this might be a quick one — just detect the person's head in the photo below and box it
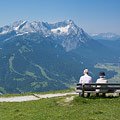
[99,72,105,78]
[84,69,89,75]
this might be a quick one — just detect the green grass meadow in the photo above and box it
[0,95,120,120]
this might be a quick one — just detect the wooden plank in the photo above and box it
[77,83,120,85]
[76,90,120,93]
[76,90,98,93]
[76,87,120,90]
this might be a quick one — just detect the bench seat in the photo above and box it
[76,83,120,97]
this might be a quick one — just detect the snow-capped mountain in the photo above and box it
[0,20,51,36]
[0,20,83,36]
[90,32,120,40]
[0,20,92,51]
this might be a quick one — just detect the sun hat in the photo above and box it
[99,72,105,77]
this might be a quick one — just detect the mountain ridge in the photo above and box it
[90,32,120,40]
[0,20,92,51]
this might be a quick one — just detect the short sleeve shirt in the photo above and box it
[79,74,92,83]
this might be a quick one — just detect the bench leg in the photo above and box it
[96,93,99,97]
[79,93,83,97]
[79,93,85,97]
[82,93,85,97]
[86,93,90,97]
[102,93,106,97]
[82,84,85,97]
[79,93,81,96]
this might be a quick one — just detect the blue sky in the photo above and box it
[0,0,120,34]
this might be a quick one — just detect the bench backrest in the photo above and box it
[76,83,120,91]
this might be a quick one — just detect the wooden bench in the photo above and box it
[76,83,120,97]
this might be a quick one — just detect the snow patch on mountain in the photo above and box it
[51,25,70,34]
[0,30,8,35]
[14,21,27,31]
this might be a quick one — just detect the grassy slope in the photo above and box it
[0,91,120,120]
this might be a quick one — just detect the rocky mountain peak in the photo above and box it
[0,20,92,51]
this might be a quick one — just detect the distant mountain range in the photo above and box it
[0,20,118,94]
[90,32,120,40]
[0,20,92,51]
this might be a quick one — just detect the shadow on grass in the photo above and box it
[71,95,120,105]
[89,95,120,99]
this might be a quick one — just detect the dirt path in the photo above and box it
[0,92,77,102]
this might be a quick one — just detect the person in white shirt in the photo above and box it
[79,69,92,84]
[79,69,92,97]
[96,72,108,96]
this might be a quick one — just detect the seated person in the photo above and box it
[79,69,92,97]
[79,69,92,84]
[96,72,108,96]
